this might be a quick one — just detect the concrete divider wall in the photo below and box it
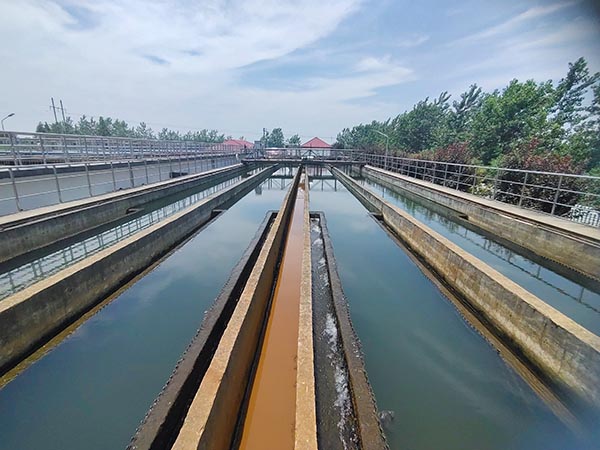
[362,166,600,281]
[0,163,251,263]
[333,167,600,408]
[127,212,276,450]
[295,174,318,450]
[0,167,276,375]
[172,169,303,450]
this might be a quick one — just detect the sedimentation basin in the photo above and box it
[0,164,598,450]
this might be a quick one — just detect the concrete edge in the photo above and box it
[362,165,600,280]
[0,167,277,375]
[171,169,302,450]
[127,211,277,450]
[332,166,600,408]
[317,211,389,450]
[0,163,249,263]
[294,171,318,450]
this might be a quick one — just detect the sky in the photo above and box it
[0,0,599,142]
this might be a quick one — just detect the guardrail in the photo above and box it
[243,147,363,161]
[363,153,600,227]
[0,156,237,216]
[0,131,246,165]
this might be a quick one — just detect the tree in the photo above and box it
[268,128,285,147]
[96,117,113,136]
[135,122,154,139]
[469,79,555,164]
[287,134,301,147]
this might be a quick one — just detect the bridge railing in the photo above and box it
[0,154,239,216]
[0,131,246,166]
[243,147,364,161]
[364,153,600,227]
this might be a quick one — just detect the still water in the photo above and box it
[360,177,600,336]
[310,179,585,450]
[0,175,289,450]
[0,172,255,300]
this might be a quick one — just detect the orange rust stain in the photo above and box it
[239,181,306,450]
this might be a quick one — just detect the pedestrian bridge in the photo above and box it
[0,131,599,450]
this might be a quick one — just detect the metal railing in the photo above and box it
[244,147,363,161]
[0,155,237,216]
[0,130,247,165]
[363,153,600,227]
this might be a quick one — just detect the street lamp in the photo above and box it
[1,112,15,131]
[373,129,390,170]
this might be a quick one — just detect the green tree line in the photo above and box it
[335,58,600,176]
[36,116,227,143]
[260,127,302,147]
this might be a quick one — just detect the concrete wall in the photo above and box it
[333,167,600,408]
[362,166,600,281]
[0,167,276,375]
[0,163,251,263]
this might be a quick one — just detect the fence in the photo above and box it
[0,155,238,216]
[363,153,600,227]
[0,131,245,165]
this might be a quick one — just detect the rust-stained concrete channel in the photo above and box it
[129,167,386,449]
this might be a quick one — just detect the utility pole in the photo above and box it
[51,97,59,125]
[50,98,68,132]
[59,100,67,122]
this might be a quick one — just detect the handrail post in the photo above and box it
[518,172,529,207]
[62,135,70,163]
[53,165,63,203]
[39,135,47,165]
[128,160,134,187]
[85,163,93,197]
[8,167,22,211]
[551,175,563,216]
[110,161,117,190]
[144,158,149,184]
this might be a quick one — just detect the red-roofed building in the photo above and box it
[223,139,254,150]
[301,137,332,148]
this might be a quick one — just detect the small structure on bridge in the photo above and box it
[301,137,331,148]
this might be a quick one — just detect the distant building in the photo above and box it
[223,139,254,150]
[301,137,332,148]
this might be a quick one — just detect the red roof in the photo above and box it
[301,137,331,148]
[223,139,253,148]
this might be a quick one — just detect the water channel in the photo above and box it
[309,176,587,450]
[0,172,290,450]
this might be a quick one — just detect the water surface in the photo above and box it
[310,179,582,450]
[0,175,288,450]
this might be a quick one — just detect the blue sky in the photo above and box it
[0,0,599,142]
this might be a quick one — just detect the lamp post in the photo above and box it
[373,129,389,170]
[1,112,15,131]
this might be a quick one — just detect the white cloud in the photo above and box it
[0,0,371,137]
[452,1,576,45]
[396,34,429,48]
